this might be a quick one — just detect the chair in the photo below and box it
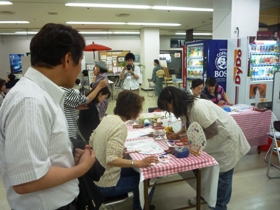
[265,120,280,179]
[148,107,161,113]
[113,77,124,99]
[147,79,156,97]
[100,192,133,210]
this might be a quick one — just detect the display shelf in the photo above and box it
[186,76,203,80]
[250,63,280,67]
[251,52,280,55]
[188,56,203,59]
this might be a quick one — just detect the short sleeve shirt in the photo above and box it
[0,67,79,210]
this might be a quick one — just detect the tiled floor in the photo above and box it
[1,89,280,210]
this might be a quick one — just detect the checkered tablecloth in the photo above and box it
[231,110,271,147]
[126,137,218,180]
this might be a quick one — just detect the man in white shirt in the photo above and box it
[120,52,141,94]
[0,23,95,210]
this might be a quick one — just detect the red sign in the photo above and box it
[233,49,243,85]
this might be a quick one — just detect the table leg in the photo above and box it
[196,169,201,210]
[110,84,114,100]
[257,146,261,154]
[144,180,149,210]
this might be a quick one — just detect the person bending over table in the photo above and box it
[90,90,158,210]
[157,86,250,210]
[203,77,231,105]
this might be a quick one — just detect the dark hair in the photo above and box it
[205,77,218,99]
[157,86,196,119]
[125,52,135,61]
[191,79,204,89]
[8,73,16,81]
[114,90,144,120]
[0,78,6,89]
[75,78,80,85]
[82,70,88,76]
[154,59,160,65]
[30,23,85,68]
[92,86,111,104]
[205,77,217,87]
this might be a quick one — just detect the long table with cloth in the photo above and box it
[228,109,272,153]
[125,123,219,210]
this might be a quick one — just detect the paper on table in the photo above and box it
[126,128,153,139]
[125,139,164,154]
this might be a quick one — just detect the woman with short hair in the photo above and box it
[90,90,158,210]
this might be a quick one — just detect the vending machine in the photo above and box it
[227,36,280,105]
[184,40,228,90]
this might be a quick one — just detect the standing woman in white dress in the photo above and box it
[0,78,6,106]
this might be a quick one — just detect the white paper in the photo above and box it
[125,139,164,154]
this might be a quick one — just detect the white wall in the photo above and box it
[0,34,183,80]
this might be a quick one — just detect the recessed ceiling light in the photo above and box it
[127,22,181,26]
[115,13,130,17]
[48,12,58,15]
[65,3,150,9]
[0,11,15,15]
[0,21,30,24]
[152,6,213,12]
[66,21,125,25]
[0,1,13,5]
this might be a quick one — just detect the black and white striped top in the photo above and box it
[62,88,88,139]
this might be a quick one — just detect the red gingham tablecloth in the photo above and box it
[126,137,218,180]
[231,110,271,147]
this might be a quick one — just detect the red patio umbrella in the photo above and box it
[84,42,112,64]
[84,42,112,52]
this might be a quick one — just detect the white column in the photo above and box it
[140,28,160,90]
[213,0,260,39]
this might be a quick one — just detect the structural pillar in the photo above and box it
[213,0,260,39]
[140,28,160,90]
[213,0,260,103]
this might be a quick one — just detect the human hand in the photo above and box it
[76,104,88,110]
[140,156,159,167]
[76,145,95,173]
[166,132,179,140]
[98,79,108,88]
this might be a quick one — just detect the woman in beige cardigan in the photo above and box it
[90,90,158,210]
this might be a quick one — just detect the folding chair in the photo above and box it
[147,79,155,97]
[113,77,124,99]
[265,120,280,179]
[100,192,133,210]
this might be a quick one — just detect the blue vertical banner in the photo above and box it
[9,54,24,74]
[206,40,228,91]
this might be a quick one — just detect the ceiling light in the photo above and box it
[66,21,125,25]
[79,32,113,34]
[128,22,181,26]
[113,32,140,34]
[175,32,212,36]
[15,31,37,34]
[0,21,29,24]
[152,6,213,12]
[0,1,13,5]
[65,3,150,9]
